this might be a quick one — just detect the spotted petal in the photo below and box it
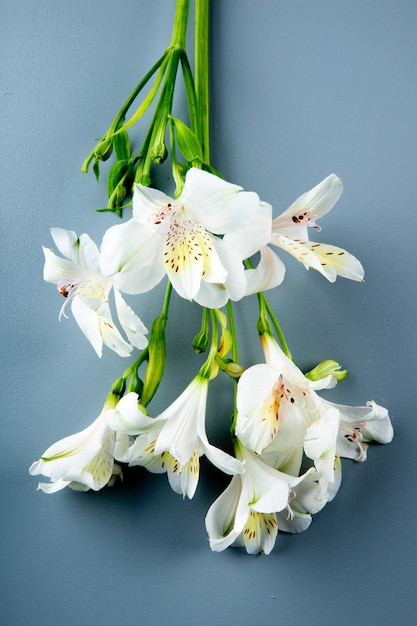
[163,218,227,301]
[71,297,132,358]
[114,289,148,350]
[272,174,343,233]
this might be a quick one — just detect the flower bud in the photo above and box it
[94,138,113,161]
[193,328,209,353]
[215,355,245,379]
[140,315,167,406]
[305,359,348,382]
[150,141,168,165]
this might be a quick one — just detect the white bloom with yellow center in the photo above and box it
[107,378,243,499]
[99,168,276,308]
[29,401,121,493]
[44,228,148,357]
[270,174,364,282]
[205,441,316,555]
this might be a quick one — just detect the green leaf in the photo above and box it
[107,160,129,197]
[113,130,131,160]
[170,116,203,163]
[93,159,100,181]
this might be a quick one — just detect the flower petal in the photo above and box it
[50,228,100,272]
[270,233,337,281]
[154,378,207,464]
[107,392,154,434]
[272,174,343,230]
[236,364,282,453]
[164,219,226,301]
[205,475,245,551]
[277,508,312,534]
[242,511,278,554]
[245,246,286,295]
[238,445,290,514]
[193,238,247,308]
[299,240,364,282]
[100,219,165,294]
[181,168,244,233]
[132,184,178,224]
[223,200,273,260]
[199,436,244,475]
[114,289,148,350]
[71,297,133,358]
[166,447,200,499]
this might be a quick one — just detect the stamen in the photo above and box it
[340,421,367,461]
[286,489,296,520]
[150,202,175,226]
[57,280,77,319]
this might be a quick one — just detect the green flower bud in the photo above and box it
[93,137,113,161]
[140,315,167,407]
[150,141,168,165]
[193,328,209,353]
[215,355,245,379]
[305,359,348,382]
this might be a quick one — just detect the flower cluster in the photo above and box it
[31,168,393,554]
[30,0,393,555]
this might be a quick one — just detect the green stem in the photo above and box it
[258,292,292,360]
[226,300,238,365]
[199,309,219,379]
[161,280,173,320]
[180,52,199,136]
[226,300,239,434]
[195,0,210,162]
[243,258,292,359]
[170,0,190,48]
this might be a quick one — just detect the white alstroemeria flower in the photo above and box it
[99,168,273,308]
[304,400,393,483]
[205,441,315,555]
[235,333,335,455]
[270,174,364,282]
[29,399,122,493]
[277,467,331,534]
[107,378,243,499]
[44,228,148,357]
[236,333,392,490]
[328,399,393,462]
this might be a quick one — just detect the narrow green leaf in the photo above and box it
[170,116,203,163]
[113,130,131,160]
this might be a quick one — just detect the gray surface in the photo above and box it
[1,1,416,624]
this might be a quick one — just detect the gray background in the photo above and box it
[2,1,416,624]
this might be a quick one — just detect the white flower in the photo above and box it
[236,334,393,491]
[327,399,393,462]
[205,440,315,554]
[235,333,335,456]
[44,227,148,357]
[107,378,243,499]
[99,168,274,308]
[270,174,364,282]
[29,400,122,493]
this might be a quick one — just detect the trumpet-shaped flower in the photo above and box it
[205,441,317,554]
[99,168,274,308]
[270,174,364,282]
[29,400,122,493]
[107,378,243,499]
[44,228,148,357]
[236,333,393,492]
[235,333,335,455]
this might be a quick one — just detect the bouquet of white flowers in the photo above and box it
[29,0,393,555]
